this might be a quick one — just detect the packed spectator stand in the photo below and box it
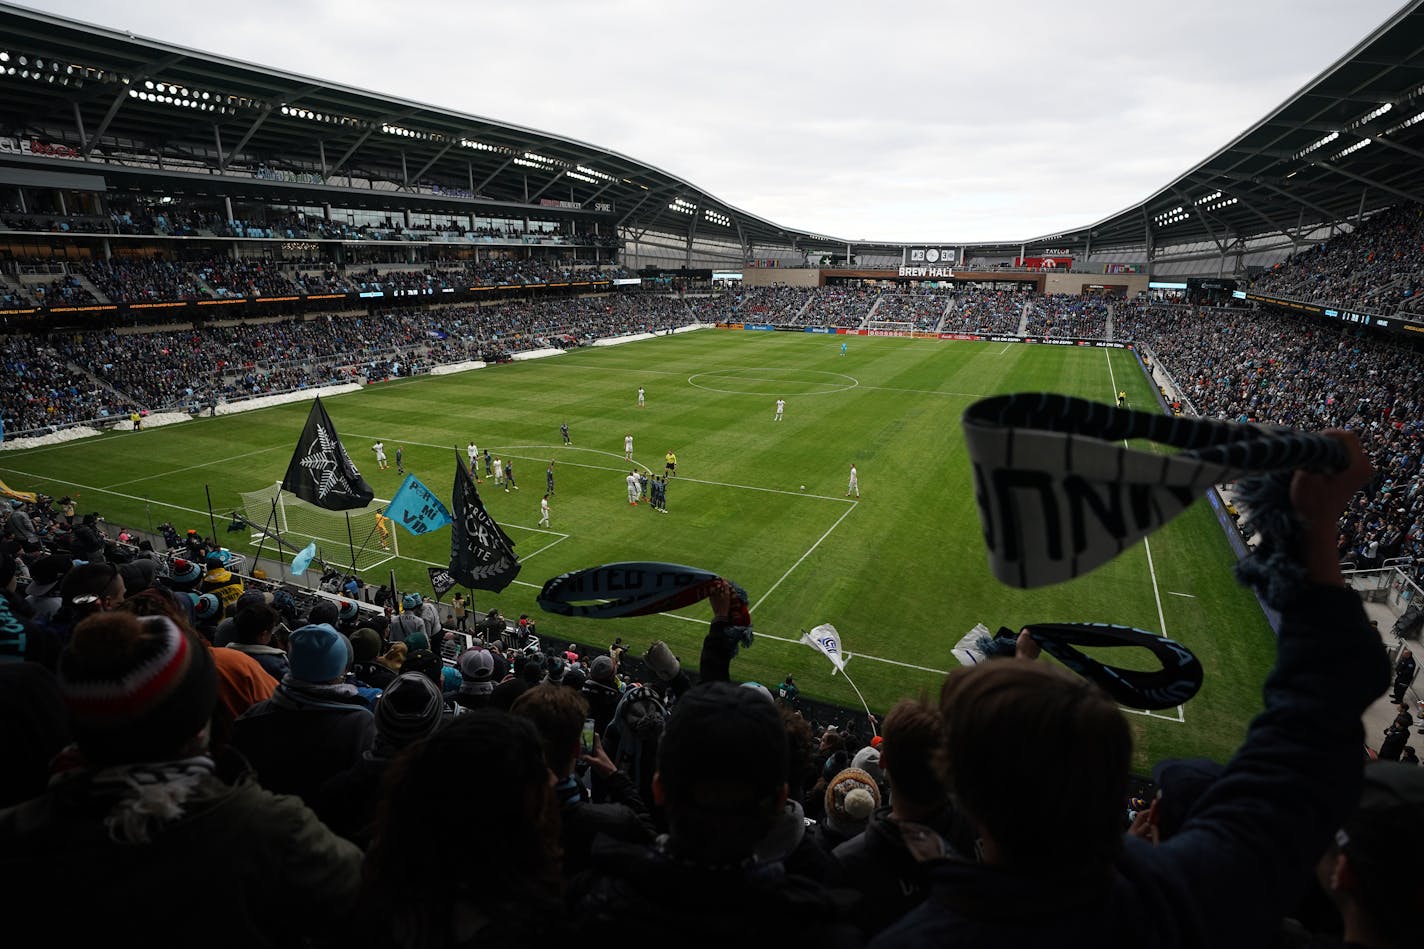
[941,286,1028,335]
[1022,293,1109,338]
[873,291,950,331]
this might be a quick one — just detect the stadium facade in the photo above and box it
[0,0,1422,312]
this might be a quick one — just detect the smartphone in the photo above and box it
[581,718,596,754]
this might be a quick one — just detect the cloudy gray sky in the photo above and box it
[21,0,1412,242]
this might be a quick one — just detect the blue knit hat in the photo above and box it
[404,630,430,652]
[402,592,422,610]
[287,623,353,682]
[169,559,201,585]
[338,599,359,622]
[193,593,222,623]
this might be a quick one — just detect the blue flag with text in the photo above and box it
[385,473,454,536]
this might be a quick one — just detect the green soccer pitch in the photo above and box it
[0,329,1278,769]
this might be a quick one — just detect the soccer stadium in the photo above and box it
[1,0,1422,943]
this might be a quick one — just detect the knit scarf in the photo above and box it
[271,676,365,712]
[50,749,217,844]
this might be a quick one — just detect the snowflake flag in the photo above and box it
[280,396,374,511]
[448,454,520,593]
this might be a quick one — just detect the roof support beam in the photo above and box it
[406,140,455,188]
[326,127,375,178]
[224,110,270,168]
[476,157,512,194]
[1310,161,1424,206]
[83,52,187,156]
[525,169,565,203]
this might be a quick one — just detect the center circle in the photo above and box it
[686,367,859,396]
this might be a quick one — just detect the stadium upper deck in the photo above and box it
[1,1,1424,278]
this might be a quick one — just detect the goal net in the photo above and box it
[865,320,915,337]
[239,482,397,574]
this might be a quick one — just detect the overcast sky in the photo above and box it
[20,0,1412,243]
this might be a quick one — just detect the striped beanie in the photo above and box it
[338,599,359,623]
[375,672,444,750]
[58,613,217,764]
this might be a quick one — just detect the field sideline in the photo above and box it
[0,330,1277,768]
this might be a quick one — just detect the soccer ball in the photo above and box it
[800,484,806,491]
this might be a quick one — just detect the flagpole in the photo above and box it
[838,665,877,737]
[204,484,220,548]
[344,512,358,579]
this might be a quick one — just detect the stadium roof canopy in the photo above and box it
[1023,0,1424,256]
[1,0,1423,258]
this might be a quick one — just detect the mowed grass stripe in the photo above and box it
[0,332,1276,767]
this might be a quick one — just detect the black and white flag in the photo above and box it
[449,455,520,593]
[427,567,458,599]
[280,396,374,511]
[962,393,1346,589]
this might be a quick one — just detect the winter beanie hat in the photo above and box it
[58,613,218,765]
[590,655,616,685]
[824,767,881,837]
[287,623,354,683]
[193,593,222,623]
[350,627,383,663]
[374,672,444,749]
[169,559,202,586]
[338,599,359,623]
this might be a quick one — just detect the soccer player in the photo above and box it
[665,449,677,478]
[626,470,640,505]
[546,461,555,497]
[493,456,504,487]
[847,463,860,498]
[506,459,518,492]
[1117,390,1127,407]
[638,469,649,501]
[372,441,388,470]
[841,341,847,356]
[468,441,478,468]
[395,445,404,475]
[561,422,571,446]
[375,511,392,550]
[656,474,669,514]
[539,494,551,527]
[625,433,634,461]
[637,386,646,408]
[774,398,785,422]
[484,448,493,479]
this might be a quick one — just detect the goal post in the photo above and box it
[239,482,397,574]
[865,319,915,337]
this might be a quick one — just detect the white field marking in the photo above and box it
[102,445,285,489]
[656,611,952,675]
[687,368,859,396]
[751,501,859,613]
[1169,591,1197,598]
[349,435,855,504]
[1105,347,1182,724]
[993,344,1013,355]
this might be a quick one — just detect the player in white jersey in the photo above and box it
[539,495,551,527]
[637,386,645,408]
[372,441,388,470]
[624,433,634,460]
[626,471,641,505]
[468,441,478,468]
[847,463,860,498]
[774,398,785,421]
[493,457,504,486]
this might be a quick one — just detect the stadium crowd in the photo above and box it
[874,291,950,331]
[689,285,812,323]
[1119,300,1424,580]
[0,423,1412,947]
[793,287,879,328]
[1023,293,1110,338]
[1,295,697,435]
[942,286,1027,335]
[1250,203,1424,316]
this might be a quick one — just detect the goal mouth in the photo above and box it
[239,483,397,574]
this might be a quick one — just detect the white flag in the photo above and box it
[802,623,846,674]
[951,623,995,667]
